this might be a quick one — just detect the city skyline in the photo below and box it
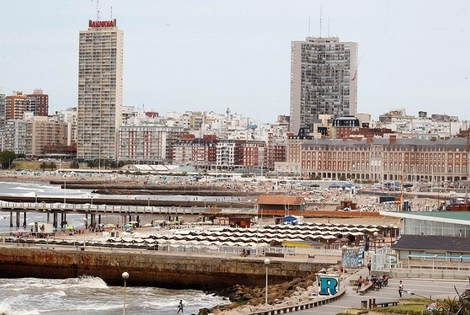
[1,0,470,123]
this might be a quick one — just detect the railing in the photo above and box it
[0,201,253,215]
[248,289,346,315]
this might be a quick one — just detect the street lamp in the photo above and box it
[91,196,94,206]
[35,193,38,210]
[373,231,379,253]
[147,197,150,208]
[122,272,129,315]
[341,244,348,289]
[264,258,270,307]
[2,215,6,244]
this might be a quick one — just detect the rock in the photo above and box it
[202,273,323,314]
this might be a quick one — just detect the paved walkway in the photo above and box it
[295,266,470,314]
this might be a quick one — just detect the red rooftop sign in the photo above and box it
[89,20,116,28]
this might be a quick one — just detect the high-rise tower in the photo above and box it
[289,37,358,134]
[77,19,123,161]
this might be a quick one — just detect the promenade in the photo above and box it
[296,266,470,315]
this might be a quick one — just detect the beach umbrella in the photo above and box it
[66,225,74,230]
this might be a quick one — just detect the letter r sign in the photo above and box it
[318,277,338,295]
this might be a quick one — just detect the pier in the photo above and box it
[0,200,256,229]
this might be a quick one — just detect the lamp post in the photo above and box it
[147,197,150,208]
[389,224,395,246]
[91,195,94,207]
[373,231,378,253]
[35,193,38,210]
[63,178,67,207]
[122,272,129,315]
[341,244,348,289]
[264,258,270,307]
[2,215,6,244]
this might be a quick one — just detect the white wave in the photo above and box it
[51,290,66,297]
[11,310,40,315]
[0,302,12,315]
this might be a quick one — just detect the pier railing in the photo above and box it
[0,201,257,216]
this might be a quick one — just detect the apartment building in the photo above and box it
[286,135,469,182]
[27,89,49,116]
[77,19,123,161]
[117,125,185,164]
[26,116,68,157]
[3,120,27,155]
[5,91,45,120]
[173,135,217,168]
[216,140,244,170]
[290,37,358,134]
[241,141,266,168]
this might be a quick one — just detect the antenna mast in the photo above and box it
[319,5,322,37]
[111,6,113,19]
[96,0,100,20]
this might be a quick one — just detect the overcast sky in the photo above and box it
[1,0,470,123]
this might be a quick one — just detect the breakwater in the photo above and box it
[0,245,331,290]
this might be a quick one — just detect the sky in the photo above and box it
[1,0,470,123]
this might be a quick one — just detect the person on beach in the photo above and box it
[398,280,404,297]
[177,300,184,314]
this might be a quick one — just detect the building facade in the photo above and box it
[77,19,123,161]
[26,116,68,157]
[290,37,358,134]
[117,125,185,164]
[27,89,49,116]
[286,136,469,182]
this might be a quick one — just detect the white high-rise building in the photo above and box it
[290,37,358,134]
[77,19,123,161]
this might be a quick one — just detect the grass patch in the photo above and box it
[10,161,43,171]
[343,298,429,315]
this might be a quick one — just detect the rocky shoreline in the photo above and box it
[199,275,318,315]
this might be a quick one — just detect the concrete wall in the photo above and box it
[0,246,332,290]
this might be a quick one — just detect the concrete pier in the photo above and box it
[0,245,331,290]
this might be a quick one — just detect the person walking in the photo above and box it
[177,300,184,314]
[367,262,371,275]
[398,280,404,298]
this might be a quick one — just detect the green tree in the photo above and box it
[87,160,98,168]
[70,160,80,169]
[0,150,16,169]
[40,162,48,171]
[48,162,57,170]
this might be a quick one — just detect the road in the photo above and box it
[296,268,470,315]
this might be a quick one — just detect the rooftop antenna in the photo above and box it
[96,0,100,20]
[319,5,322,38]
[110,6,113,19]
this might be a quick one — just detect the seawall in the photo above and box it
[0,245,332,290]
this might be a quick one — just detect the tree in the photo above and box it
[70,160,80,169]
[0,150,16,169]
[48,162,57,170]
[40,162,48,171]
[87,160,98,169]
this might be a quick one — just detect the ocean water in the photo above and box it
[0,276,228,315]
[0,180,229,315]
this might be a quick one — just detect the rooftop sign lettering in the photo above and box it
[88,20,116,28]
